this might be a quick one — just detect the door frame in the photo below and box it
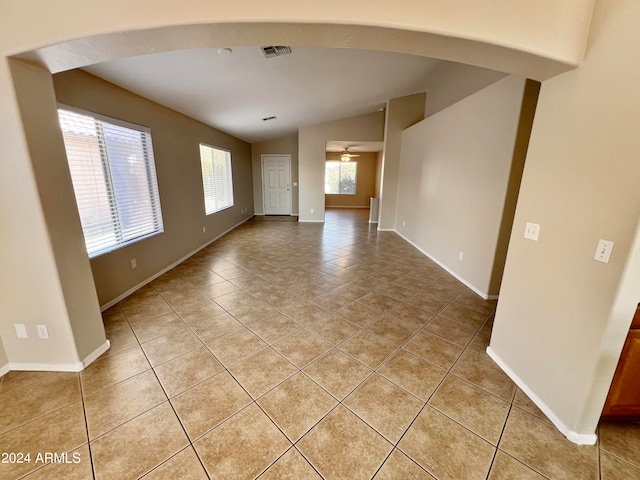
[261,154,292,215]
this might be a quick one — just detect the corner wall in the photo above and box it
[489,0,640,442]
[53,70,254,306]
[395,76,532,298]
[298,112,384,222]
[251,133,299,215]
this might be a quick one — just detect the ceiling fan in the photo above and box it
[340,148,360,162]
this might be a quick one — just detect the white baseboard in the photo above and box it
[82,340,111,368]
[0,363,9,377]
[299,220,325,223]
[369,220,378,224]
[100,216,252,311]
[394,230,494,300]
[9,361,85,372]
[486,347,597,446]
[377,227,395,232]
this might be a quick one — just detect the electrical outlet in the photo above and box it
[311,208,314,214]
[15,324,27,339]
[459,251,464,261]
[594,239,614,263]
[524,222,540,241]
[36,324,49,339]
[202,226,206,234]
[131,258,137,269]
[403,221,406,227]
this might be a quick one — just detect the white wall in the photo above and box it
[489,0,640,443]
[298,112,384,222]
[395,76,530,298]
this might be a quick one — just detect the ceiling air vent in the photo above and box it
[261,46,292,59]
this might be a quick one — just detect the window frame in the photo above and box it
[57,105,164,258]
[199,142,235,215]
[324,160,358,195]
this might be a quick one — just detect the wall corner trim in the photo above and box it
[82,339,111,369]
[486,346,598,446]
[0,363,9,377]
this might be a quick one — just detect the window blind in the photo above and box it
[58,108,164,258]
[200,144,234,215]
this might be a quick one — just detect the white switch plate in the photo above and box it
[36,324,49,339]
[595,239,614,263]
[131,258,137,269]
[459,251,464,261]
[524,222,540,241]
[15,323,27,339]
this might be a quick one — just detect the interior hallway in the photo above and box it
[0,208,638,479]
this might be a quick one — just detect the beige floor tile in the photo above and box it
[357,292,399,312]
[312,291,352,311]
[281,302,330,325]
[344,374,424,443]
[160,286,211,308]
[0,402,87,479]
[259,373,336,442]
[229,301,278,323]
[188,312,244,343]
[388,304,435,327]
[377,349,447,401]
[198,280,242,299]
[405,291,450,315]
[102,308,128,333]
[452,290,496,315]
[141,327,202,366]
[214,290,258,310]
[194,403,290,480]
[154,346,224,397]
[404,330,464,370]
[367,316,421,346]
[600,451,640,480]
[428,374,510,445]
[337,302,384,327]
[599,418,640,469]
[171,371,251,440]
[399,406,495,480]
[451,347,516,401]
[297,405,393,480]
[261,288,304,309]
[122,297,173,324]
[309,313,359,345]
[439,303,488,328]
[0,372,80,435]
[80,346,150,397]
[172,299,226,324]
[374,284,415,302]
[273,329,333,368]
[229,348,297,399]
[499,408,599,480]
[141,446,208,479]
[488,451,547,479]
[512,388,551,423]
[0,370,56,395]
[104,324,138,356]
[248,312,303,344]
[339,330,398,368]
[334,282,372,301]
[374,449,435,479]
[260,448,322,479]
[91,402,189,480]
[84,370,166,440]
[205,327,268,367]
[22,445,91,480]
[424,315,478,347]
[130,312,186,343]
[304,349,372,400]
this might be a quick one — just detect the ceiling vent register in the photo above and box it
[261,46,292,59]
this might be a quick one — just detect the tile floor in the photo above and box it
[1,208,640,479]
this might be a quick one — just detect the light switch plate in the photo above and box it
[595,239,614,263]
[524,222,540,241]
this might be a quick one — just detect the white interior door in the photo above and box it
[262,155,291,215]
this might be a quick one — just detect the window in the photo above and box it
[199,144,234,214]
[58,107,164,258]
[325,161,357,194]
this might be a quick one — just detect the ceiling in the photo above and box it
[83,46,445,144]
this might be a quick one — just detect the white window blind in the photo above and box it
[58,107,164,258]
[200,144,234,215]
[325,161,357,194]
